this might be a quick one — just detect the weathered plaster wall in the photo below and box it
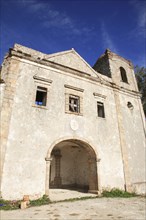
[60,145,89,187]
[1,56,125,200]
[109,55,146,194]
[0,58,21,189]
[0,83,5,109]
[119,93,146,194]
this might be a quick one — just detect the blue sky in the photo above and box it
[0,0,146,67]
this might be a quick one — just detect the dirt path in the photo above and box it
[1,197,145,220]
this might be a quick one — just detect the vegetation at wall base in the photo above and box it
[101,188,137,198]
[0,195,51,210]
[0,195,98,210]
[0,190,139,211]
[55,196,98,203]
[29,195,51,206]
[0,199,21,210]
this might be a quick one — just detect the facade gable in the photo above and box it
[12,44,100,78]
[46,49,98,77]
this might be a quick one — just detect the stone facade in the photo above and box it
[0,44,145,200]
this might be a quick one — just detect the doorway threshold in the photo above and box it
[49,189,97,202]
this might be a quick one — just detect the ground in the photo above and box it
[1,189,146,220]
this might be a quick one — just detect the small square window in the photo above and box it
[35,86,47,106]
[69,95,80,113]
[97,102,105,118]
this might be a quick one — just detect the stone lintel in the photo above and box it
[93,92,106,99]
[64,84,84,92]
[33,75,53,84]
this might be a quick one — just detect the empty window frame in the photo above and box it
[97,102,105,118]
[120,67,128,83]
[69,95,80,113]
[35,86,47,106]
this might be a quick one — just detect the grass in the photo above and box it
[0,195,51,210]
[101,188,137,198]
[54,195,98,203]
[0,195,98,210]
[29,195,51,206]
[0,199,21,210]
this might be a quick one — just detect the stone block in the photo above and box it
[20,201,27,209]
[23,195,29,202]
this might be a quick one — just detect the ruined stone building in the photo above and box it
[0,44,145,200]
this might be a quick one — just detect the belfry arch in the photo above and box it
[45,138,100,195]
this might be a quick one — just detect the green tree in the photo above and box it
[135,65,146,116]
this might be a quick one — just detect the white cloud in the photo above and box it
[129,0,146,37]
[28,2,46,12]
[19,0,93,37]
[101,22,118,53]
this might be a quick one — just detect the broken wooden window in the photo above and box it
[35,86,47,106]
[69,95,80,113]
[64,85,83,115]
[120,67,128,83]
[97,102,105,118]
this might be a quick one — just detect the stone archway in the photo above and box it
[45,139,100,195]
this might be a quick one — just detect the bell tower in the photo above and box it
[93,49,146,193]
[93,49,139,92]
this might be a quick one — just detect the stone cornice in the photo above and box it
[106,50,133,68]
[8,48,141,98]
[111,83,141,98]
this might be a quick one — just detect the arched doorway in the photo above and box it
[45,139,99,195]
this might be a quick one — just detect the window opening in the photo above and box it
[97,102,105,118]
[120,67,128,83]
[69,95,80,113]
[35,86,47,106]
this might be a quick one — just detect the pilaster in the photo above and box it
[45,157,52,195]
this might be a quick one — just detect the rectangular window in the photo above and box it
[97,102,105,118]
[69,95,80,113]
[35,86,47,106]
[65,85,83,115]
